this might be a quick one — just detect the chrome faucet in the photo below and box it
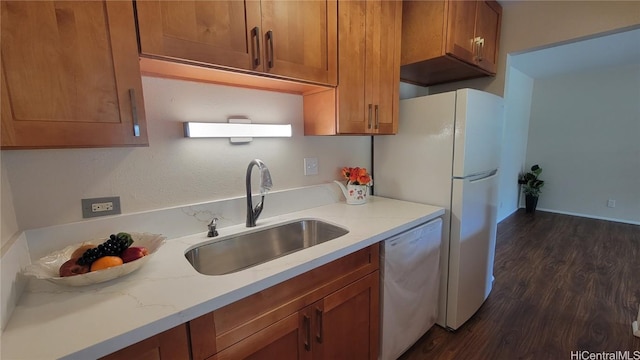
[246,159,272,227]
[207,218,219,237]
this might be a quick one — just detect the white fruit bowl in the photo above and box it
[23,232,166,287]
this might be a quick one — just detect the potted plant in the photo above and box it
[518,164,544,213]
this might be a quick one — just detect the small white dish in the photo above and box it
[23,232,166,287]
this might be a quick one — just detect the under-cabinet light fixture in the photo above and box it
[183,117,292,144]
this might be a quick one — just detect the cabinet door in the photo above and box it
[366,0,401,135]
[99,324,189,360]
[1,1,147,148]
[136,1,262,72]
[260,0,337,85]
[474,1,501,74]
[210,313,301,360]
[318,271,380,360]
[335,0,368,134]
[445,0,477,65]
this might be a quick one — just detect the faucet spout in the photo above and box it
[246,159,272,227]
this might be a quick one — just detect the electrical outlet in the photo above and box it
[607,199,616,208]
[304,157,319,176]
[82,196,121,218]
[92,202,114,212]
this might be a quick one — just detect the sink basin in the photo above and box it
[185,219,349,275]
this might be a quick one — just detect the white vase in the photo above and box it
[334,181,368,205]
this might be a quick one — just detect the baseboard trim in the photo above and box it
[518,206,640,226]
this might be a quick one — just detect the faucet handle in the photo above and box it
[207,218,219,237]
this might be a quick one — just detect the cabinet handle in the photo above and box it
[472,37,479,61]
[128,89,140,137]
[266,30,274,69]
[303,314,311,351]
[251,26,261,67]
[474,37,485,62]
[368,104,373,129]
[315,307,323,343]
[374,104,379,130]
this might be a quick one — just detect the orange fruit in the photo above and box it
[90,256,124,271]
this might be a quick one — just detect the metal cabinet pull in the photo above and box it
[472,37,480,61]
[266,30,274,69]
[128,89,140,137]
[474,37,485,62]
[315,308,323,343]
[368,104,373,129]
[374,104,379,130]
[303,314,311,351]
[251,27,261,67]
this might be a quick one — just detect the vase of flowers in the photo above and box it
[334,167,373,205]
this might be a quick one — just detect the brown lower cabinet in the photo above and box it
[212,272,379,360]
[102,244,380,360]
[99,324,190,360]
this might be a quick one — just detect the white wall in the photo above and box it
[0,160,19,251]
[3,1,639,235]
[497,65,534,222]
[526,63,640,224]
[0,77,371,233]
[399,82,429,100]
[423,1,640,221]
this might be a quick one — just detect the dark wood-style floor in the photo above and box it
[399,209,640,359]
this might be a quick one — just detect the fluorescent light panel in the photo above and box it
[184,122,292,138]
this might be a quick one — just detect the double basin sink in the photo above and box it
[185,219,349,275]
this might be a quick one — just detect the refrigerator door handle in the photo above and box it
[454,169,498,182]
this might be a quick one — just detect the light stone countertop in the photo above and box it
[1,196,444,360]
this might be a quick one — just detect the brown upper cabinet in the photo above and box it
[135,0,338,86]
[400,0,502,87]
[1,1,148,149]
[304,0,402,135]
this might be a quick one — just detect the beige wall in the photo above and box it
[428,0,640,96]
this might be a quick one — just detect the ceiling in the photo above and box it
[509,27,640,78]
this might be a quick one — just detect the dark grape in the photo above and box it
[76,233,134,266]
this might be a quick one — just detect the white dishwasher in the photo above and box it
[381,217,442,360]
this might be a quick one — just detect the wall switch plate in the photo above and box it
[82,196,121,218]
[304,157,318,176]
[607,199,616,208]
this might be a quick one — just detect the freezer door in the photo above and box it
[447,171,498,330]
[453,89,504,177]
[373,92,455,208]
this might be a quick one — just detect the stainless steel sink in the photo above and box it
[185,219,349,275]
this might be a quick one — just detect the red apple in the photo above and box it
[59,258,91,277]
[120,247,149,263]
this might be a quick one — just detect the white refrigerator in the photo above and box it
[374,88,503,330]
